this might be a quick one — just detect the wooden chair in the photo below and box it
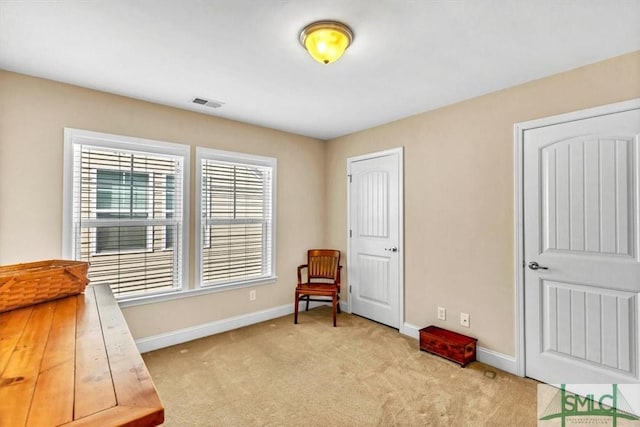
[294,249,342,327]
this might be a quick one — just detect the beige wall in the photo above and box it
[2,51,639,353]
[0,71,325,339]
[325,51,640,356]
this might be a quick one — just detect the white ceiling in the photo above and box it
[1,1,639,140]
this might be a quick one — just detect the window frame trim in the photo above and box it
[164,174,176,250]
[195,146,277,290]
[62,128,190,301]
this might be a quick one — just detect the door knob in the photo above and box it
[528,261,548,270]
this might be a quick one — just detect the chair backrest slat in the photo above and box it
[307,249,340,281]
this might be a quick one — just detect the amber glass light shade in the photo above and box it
[299,21,353,64]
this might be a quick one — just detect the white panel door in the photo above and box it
[349,149,402,328]
[524,108,640,384]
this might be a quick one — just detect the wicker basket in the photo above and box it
[0,260,89,313]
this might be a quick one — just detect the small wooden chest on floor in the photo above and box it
[419,325,477,367]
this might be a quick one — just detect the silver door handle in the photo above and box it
[385,247,398,252]
[528,261,548,270]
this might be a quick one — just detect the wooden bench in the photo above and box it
[0,284,163,426]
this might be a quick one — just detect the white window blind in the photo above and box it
[64,129,188,299]
[197,148,276,287]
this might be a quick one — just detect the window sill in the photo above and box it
[117,276,278,308]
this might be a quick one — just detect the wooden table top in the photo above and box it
[0,284,164,427]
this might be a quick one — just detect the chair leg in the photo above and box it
[294,291,299,324]
[332,294,337,327]
[337,295,341,313]
[305,295,310,311]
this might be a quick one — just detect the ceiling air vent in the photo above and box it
[192,97,224,108]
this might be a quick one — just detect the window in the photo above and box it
[196,148,276,288]
[96,169,150,253]
[63,129,189,300]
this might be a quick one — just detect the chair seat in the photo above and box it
[296,283,338,296]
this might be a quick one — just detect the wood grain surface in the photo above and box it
[0,284,163,427]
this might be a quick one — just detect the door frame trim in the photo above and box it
[513,98,640,377]
[346,147,405,331]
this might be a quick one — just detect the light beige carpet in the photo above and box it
[142,307,538,426]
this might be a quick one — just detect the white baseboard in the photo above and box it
[476,346,517,375]
[401,322,518,376]
[136,300,346,353]
[401,322,422,339]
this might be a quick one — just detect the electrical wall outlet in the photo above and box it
[460,312,470,327]
[437,306,446,321]
[249,290,256,301]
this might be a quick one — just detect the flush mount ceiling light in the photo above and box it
[299,20,354,65]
